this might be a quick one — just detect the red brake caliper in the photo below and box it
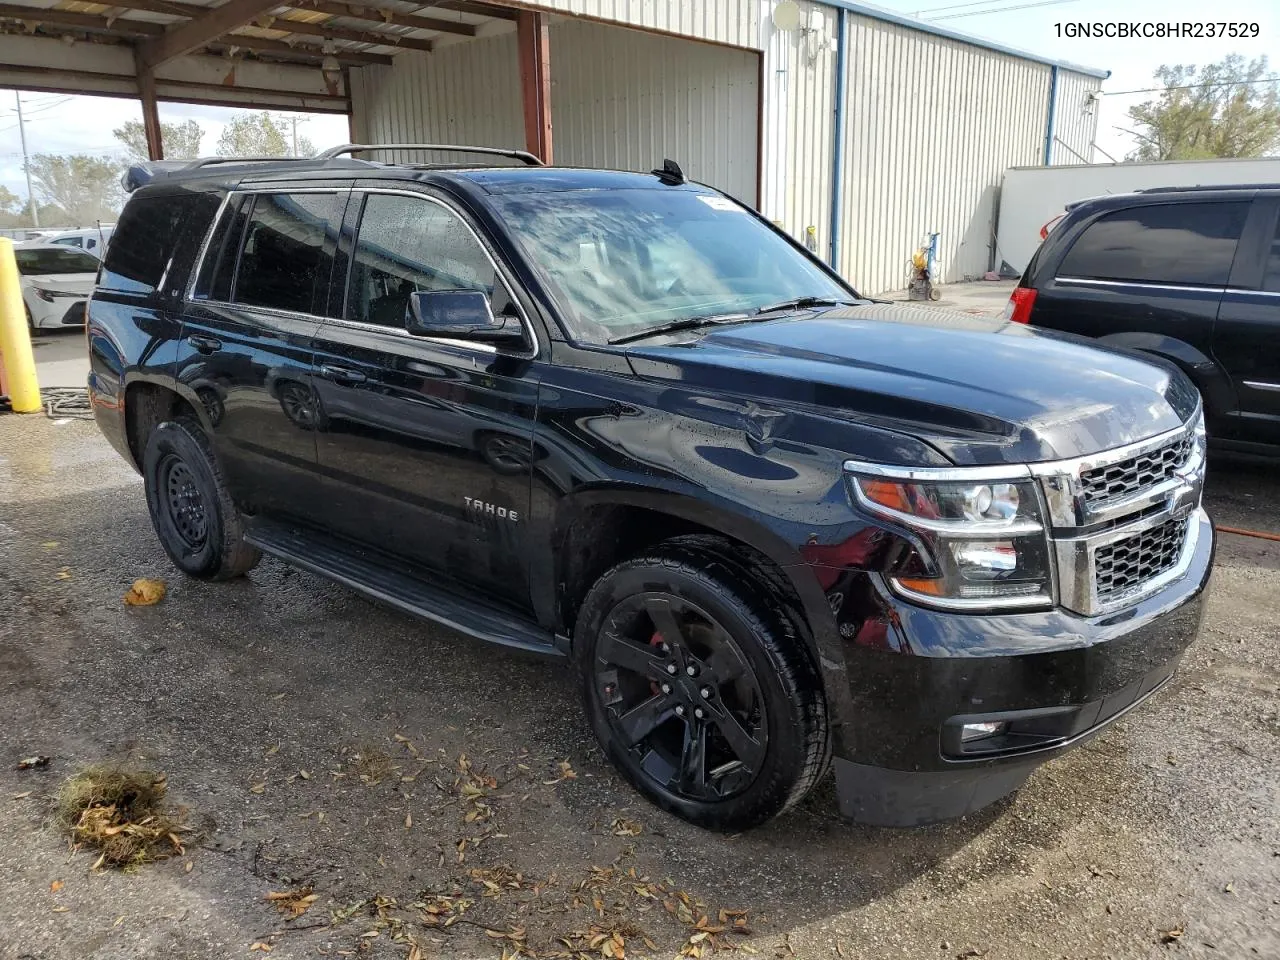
[649,630,665,696]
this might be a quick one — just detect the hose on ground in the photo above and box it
[41,386,93,420]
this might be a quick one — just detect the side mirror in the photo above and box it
[406,290,524,346]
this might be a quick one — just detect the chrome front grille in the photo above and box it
[1093,517,1189,602]
[1037,406,1207,616]
[1079,434,1193,505]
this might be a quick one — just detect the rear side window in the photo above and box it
[230,193,341,314]
[1058,201,1248,287]
[1263,215,1280,293]
[101,192,221,295]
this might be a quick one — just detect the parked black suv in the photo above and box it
[1006,184,1280,457]
[88,146,1211,830]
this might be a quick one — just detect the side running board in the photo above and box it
[244,519,562,657]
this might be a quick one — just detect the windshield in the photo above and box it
[15,248,101,276]
[495,189,854,344]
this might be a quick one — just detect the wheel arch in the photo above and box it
[1095,331,1236,420]
[122,375,210,469]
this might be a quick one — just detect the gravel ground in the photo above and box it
[0,413,1276,960]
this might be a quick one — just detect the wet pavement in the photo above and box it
[0,412,1276,960]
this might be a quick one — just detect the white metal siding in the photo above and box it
[779,4,838,252]
[349,34,524,164]
[529,0,757,48]
[837,16,1051,295]
[551,18,759,202]
[1050,69,1103,165]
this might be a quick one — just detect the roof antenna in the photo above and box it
[651,158,685,185]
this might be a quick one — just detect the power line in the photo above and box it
[931,0,1080,21]
[1105,76,1280,96]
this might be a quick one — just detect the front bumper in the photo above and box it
[27,293,88,328]
[826,508,1212,826]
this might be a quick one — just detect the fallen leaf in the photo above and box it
[559,760,577,780]
[405,811,412,830]
[185,861,194,873]
[11,791,32,800]
[1158,926,1184,945]
[51,906,69,913]
[249,943,273,953]
[266,886,318,918]
[42,541,59,549]
[50,880,64,893]
[265,745,279,757]
[16,756,50,771]
[249,782,266,795]
[123,578,166,606]
[955,950,987,959]
[55,567,71,581]
[610,817,643,837]
[298,770,311,780]
[1224,881,1235,894]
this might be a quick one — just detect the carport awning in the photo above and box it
[0,0,520,142]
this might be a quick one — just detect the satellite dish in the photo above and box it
[772,0,802,32]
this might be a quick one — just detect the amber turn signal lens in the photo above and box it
[894,577,945,596]
[859,479,910,512]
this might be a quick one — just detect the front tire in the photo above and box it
[575,540,829,831]
[142,417,260,580]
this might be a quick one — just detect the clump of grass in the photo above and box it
[55,766,186,869]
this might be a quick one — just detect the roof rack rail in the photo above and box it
[190,156,317,168]
[1138,183,1277,194]
[317,143,544,166]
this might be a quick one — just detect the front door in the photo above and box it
[310,189,539,608]
[176,188,347,521]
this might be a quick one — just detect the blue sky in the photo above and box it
[2,0,1278,209]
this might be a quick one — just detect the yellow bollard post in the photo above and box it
[0,237,41,413]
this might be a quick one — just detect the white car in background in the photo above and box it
[16,244,100,333]
[37,227,114,258]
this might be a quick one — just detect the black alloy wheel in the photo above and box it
[594,593,768,803]
[576,538,829,831]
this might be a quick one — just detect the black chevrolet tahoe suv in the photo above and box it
[88,146,1212,831]
[1006,184,1280,457]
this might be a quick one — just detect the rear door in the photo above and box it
[1213,197,1280,446]
[309,186,539,608]
[176,187,348,521]
[1031,199,1248,359]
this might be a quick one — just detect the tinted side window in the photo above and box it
[1263,215,1280,293]
[232,193,341,314]
[346,194,498,327]
[101,193,220,295]
[1058,202,1248,287]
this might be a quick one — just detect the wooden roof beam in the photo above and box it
[290,1,478,37]
[249,13,435,51]
[137,0,286,68]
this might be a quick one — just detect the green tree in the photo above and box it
[215,111,316,158]
[112,118,206,162]
[0,185,19,216]
[1126,55,1280,161]
[27,154,123,226]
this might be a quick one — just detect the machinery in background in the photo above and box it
[908,231,942,301]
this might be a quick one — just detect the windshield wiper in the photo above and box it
[608,313,749,345]
[754,295,856,315]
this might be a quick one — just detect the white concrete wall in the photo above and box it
[997,157,1280,275]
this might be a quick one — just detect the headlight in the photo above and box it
[845,467,1053,611]
[34,287,56,302]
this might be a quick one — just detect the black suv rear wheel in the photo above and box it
[576,540,828,831]
[142,417,260,580]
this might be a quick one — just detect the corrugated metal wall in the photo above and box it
[837,15,1051,295]
[351,18,758,201]
[531,0,757,48]
[1050,69,1104,165]
[348,34,523,164]
[778,3,838,250]
[552,18,758,202]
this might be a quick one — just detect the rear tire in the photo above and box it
[575,540,828,831]
[142,417,260,580]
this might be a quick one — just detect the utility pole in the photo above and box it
[284,114,309,157]
[14,92,38,228]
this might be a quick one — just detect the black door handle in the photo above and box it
[319,363,368,384]
[186,334,222,354]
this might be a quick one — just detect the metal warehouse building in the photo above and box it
[0,0,1106,295]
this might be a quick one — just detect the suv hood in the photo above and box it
[623,303,1200,465]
